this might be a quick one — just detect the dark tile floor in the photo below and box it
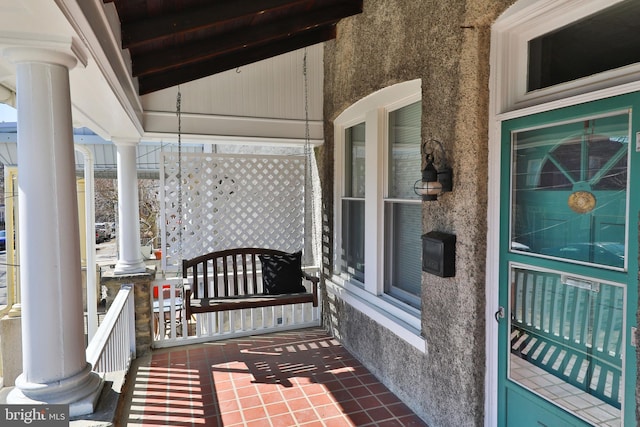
[119,328,428,426]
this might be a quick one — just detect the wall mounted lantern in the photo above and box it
[413,140,453,201]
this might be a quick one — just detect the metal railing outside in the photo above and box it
[86,283,135,373]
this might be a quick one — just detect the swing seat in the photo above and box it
[182,247,319,318]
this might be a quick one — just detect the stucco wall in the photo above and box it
[321,1,514,425]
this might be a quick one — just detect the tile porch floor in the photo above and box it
[118,328,428,426]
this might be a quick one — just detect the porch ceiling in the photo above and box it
[105,0,363,95]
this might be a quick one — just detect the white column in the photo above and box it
[114,139,146,275]
[5,47,102,416]
[76,145,98,340]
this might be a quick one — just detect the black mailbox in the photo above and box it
[421,231,456,277]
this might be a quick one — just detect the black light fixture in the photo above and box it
[413,139,453,201]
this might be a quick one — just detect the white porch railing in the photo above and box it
[86,284,136,373]
[152,273,321,348]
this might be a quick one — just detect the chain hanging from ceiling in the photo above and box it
[302,48,318,268]
[176,85,183,267]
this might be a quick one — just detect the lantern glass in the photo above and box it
[416,180,442,196]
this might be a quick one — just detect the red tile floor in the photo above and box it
[119,328,428,426]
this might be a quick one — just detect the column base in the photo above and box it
[7,363,104,417]
[0,316,22,387]
[8,303,22,318]
[114,258,146,275]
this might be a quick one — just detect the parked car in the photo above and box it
[541,242,624,268]
[0,230,5,251]
[95,225,109,243]
[511,241,531,252]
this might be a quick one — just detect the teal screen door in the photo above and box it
[498,93,639,426]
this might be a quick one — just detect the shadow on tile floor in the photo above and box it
[117,328,428,426]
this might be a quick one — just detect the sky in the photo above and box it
[0,103,17,122]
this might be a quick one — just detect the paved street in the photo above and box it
[96,239,118,266]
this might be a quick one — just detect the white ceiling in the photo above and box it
[0,0,324,146]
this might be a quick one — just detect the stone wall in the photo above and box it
[321,1,514,425]
[100,268,156,358]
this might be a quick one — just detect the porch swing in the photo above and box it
[179,51,319,318]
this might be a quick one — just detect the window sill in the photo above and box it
[326,277,427,354]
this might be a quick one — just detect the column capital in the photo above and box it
[112,137,141,147]
[2,35,88,70]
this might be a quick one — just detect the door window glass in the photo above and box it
[509,265,624,425]
[510,112,629,269]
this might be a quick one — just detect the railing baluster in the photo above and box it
[153,266,322,347]
[86,283,135,373]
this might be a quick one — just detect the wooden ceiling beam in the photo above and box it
[132,3,362,78]
[121,0,311,48]
[137,25,336,95]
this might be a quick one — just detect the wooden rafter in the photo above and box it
[104,0,363,95]
[137,26,336,95]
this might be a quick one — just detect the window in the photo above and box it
[528,1,640,92]
[331,80,424,350]
[495,0,640,111]
[333,80,423,309]
[385,102,422,306]
[338,102,423,305]
[510,111,629,270]
[337,102,422,305]
[341,123,366,282]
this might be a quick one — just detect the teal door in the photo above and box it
[498,93,639,426]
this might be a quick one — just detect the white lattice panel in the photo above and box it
[161,152,305,270]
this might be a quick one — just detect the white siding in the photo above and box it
[141,45,324,144]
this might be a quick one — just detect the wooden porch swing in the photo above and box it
[183,248,319,318]
[180,51,319,318]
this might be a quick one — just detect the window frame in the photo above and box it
[495,0,640,112]
[331,79,426,352]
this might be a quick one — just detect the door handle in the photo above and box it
[495,306,505,323]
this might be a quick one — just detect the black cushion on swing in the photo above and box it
[259,250,307,294]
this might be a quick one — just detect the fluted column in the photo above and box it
[4,46,102,416]
[114,139,146,275]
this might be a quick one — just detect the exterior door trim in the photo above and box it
[487,1,640,425]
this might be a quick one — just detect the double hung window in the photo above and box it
[334,80,423,310]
